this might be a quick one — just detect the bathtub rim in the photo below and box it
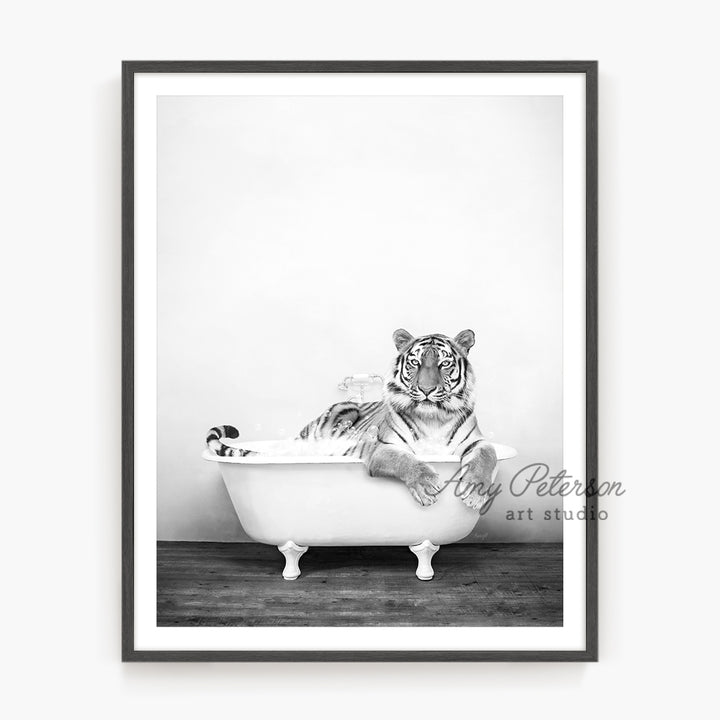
[201,441,518,465]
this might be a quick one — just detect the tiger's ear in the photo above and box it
[454,329,475,353]
[393,328,415,351]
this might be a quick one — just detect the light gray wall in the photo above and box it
[157,95,563,541]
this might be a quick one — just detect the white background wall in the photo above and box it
[2,0,718,718]
[157,95,563,542]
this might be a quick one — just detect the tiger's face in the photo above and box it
[385,329,476,418]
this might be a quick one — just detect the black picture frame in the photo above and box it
[122,60,598,662]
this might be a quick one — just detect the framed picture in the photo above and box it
[122,61,598,661]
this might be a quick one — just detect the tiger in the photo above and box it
[206,329,497,511]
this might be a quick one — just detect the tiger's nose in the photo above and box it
[417,352,441,393]
[418,374,440,393]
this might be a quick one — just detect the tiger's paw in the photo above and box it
[461,487,490,512]
[405,464,442,507]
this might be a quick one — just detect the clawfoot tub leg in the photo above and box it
[278,541,308,580]
[409,540,440,580]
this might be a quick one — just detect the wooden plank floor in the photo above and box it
[157,542,562,627]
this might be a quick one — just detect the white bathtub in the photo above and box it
[203,441,517,580]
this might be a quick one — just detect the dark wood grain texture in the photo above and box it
[157,542,562,628]
[122,60,599,661]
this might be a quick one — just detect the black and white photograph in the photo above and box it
[7,0,720,715]
[158,93,565,622]
[123,63,597,659]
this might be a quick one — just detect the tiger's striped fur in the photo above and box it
[205,425,257,458]
[206,329,497,509]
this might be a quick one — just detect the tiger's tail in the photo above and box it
[206,425,257,457]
